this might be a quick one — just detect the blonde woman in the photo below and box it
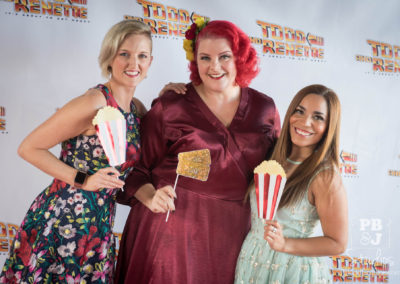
[1,20,152,283]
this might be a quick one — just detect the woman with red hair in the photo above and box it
[115,20,281,283]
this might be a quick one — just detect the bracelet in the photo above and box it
[74,170,88,188]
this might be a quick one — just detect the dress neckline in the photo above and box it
[189,83,248,130]
[102,84,134,115]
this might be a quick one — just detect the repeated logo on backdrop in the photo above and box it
[0,106,7,134]
[388,156,400,191]
[2,0,88,22]
[0,222,18,255]
[339,150,359,178]
[125,0,209,38]
[356,40,400,76]
[330,255,390,282]
[250,20,325,62]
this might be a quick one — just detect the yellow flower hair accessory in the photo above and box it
[183,17,209,62]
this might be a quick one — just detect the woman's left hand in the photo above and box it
[264,220,285,252]
[158,82,187,96]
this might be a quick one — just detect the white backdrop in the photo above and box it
[1,0,399,282]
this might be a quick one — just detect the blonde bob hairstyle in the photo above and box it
[98,19,152,78]
[271,84,341,208]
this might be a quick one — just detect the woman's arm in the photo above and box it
[118,98,175,210]
[265,170,348,256]
[134,183,176,213]
[18,89,125,191]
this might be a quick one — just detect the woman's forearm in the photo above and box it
[134,183,157,209]
[18,144,77,186]
[283,235,347,257]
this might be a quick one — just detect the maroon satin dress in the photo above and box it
[115,83,280,284]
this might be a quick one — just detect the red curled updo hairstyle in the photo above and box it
[189,20,259,88]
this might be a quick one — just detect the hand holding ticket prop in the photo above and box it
[254,160,286,220]
[92,106,126,190]
[166,149,211,222]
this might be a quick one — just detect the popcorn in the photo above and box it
[92,106,124,125]
[254,160,286,220]
[166,149,211,222]
[254,160,286,177]
[176,149,211,181]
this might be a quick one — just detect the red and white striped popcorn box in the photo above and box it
[93,106,127,167]
[253,160,287,220]
[96,119,126,167]
[254,173,286,220]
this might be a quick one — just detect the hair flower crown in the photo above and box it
[183,17,209,62]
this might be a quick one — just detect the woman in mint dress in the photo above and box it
[0,19,152,283]
[235,85,348,284]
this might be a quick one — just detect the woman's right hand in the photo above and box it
[82,167,125,191]
[158,82,187,96]
[147,185,176,213]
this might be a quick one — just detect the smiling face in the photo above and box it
[196,37,237,93]
[289,94,328,152]
[110,33,152,89]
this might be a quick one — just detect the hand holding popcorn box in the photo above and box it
[254,160,286,220]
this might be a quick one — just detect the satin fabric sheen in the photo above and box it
[115,83,280,284]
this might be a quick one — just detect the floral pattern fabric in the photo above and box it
[0,84,140,284]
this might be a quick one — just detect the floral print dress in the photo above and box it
[0,84,140,284]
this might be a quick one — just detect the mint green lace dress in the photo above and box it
[235,169,332,284]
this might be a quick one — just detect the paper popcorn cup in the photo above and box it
[254,160,287,220]
[93,106,126,167]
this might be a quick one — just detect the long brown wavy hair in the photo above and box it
[272,84,341,208]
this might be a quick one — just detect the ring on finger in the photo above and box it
[272,227,277,233]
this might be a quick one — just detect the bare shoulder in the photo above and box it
[50,88,108,136]
[75,88,107,109]
[310,167,345,197]
[132,97,147,117]
[53,88,105,116]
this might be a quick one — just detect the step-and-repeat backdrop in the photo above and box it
[1,0,399,282]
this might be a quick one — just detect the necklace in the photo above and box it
[286,158,303,165]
